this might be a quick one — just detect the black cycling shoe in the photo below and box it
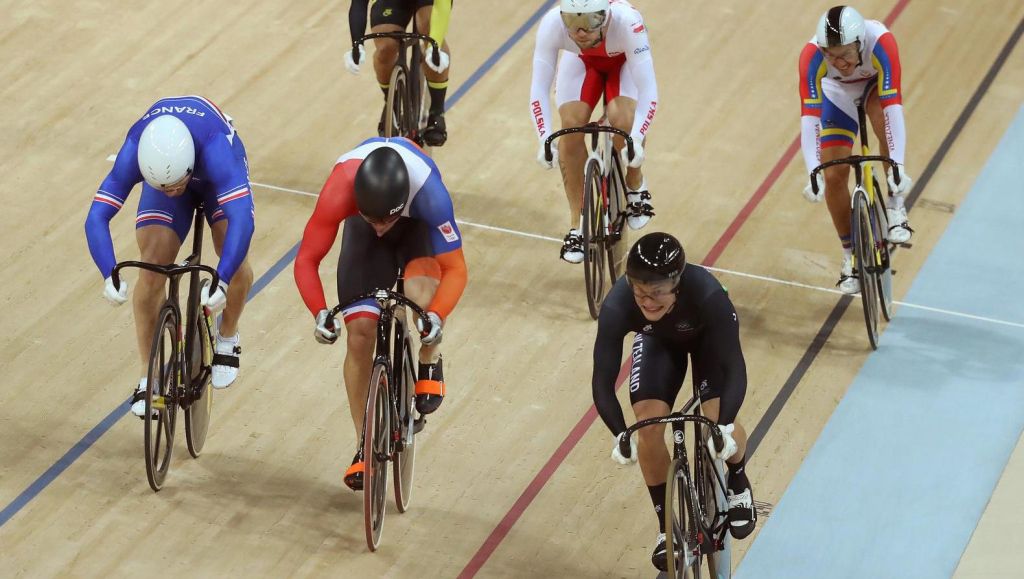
[727,486,757,539]
[651,532,669,571]
[422,112,447,146]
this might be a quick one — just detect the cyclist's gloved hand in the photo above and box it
[611,431,638,465]
[622,138,645,169]
[344,45,363,75]
[201,279,229,313]
[803,172,825,203]
[424,44,450,74]
[708,423,738,462]
[887,163,913,195]
[417,311,443,345]
[103,276,129,306]
[314,309,340,345]
[536,138,558,170]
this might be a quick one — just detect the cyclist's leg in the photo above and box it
[608,61,653,229]
[866,88,912,241]
[336,216,403,434]
[131,186,189,415]
[693,347,755,539]
[397,219,447,413]
[554,53,597,261]
[369,0,413,94]
[628,333,687,570]
[414,1,450,145]
[820,79,861,292]
[206,210,253,340]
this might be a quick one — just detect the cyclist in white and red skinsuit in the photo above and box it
[530,0,658,263]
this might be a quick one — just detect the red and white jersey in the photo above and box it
[529,0,658,142]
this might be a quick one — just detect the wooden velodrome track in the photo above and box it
[2,0,1022,576]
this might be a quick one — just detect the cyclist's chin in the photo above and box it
[639,304,670,321]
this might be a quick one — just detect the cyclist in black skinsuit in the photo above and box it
[591,232,756,572]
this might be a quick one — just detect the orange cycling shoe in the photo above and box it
[415,357,445,415]
[344,455,364,491]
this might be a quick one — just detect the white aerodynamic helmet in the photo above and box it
[138,115,195,190]
[815,5,866,48]
[560,0,610,31]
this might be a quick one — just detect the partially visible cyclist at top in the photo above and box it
[294,136,467,492]
[591,232,756,572]
[798,5,914,294]
[84,96,256,417]
[530,0,658,264]
[346,0,453,146]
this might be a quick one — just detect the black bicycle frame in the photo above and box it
[111,206,218,403]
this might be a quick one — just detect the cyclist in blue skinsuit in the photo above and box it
[85,96,255,417]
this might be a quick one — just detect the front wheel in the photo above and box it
[665,458,701,578]
[384,65,409,139]
[853,190,880,350]
[144,306,179,492]
[363,362,391,551]
[871,182,895,321]
[582,157,609,319]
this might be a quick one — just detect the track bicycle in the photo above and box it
[544,115,635,319]
[327,275,432,551]
[354,32,441,148]
[620,396,731,578]
[810,81,904,350]
[111,205,217,492]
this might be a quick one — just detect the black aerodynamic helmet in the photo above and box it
[625,232,686,284]
[354,146,410,219]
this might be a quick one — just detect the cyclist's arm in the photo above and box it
[529,11,562,141]
[85,134,141,278]
[798,41,827,174]
[348,0,370,47]
[872,32,906,165]
[620,16,658,142]
[295,164,357,315]
[203,136,254,285]
[592,300,632,436]
[411,170,467,320]
[428,0,452,47]
[699,290,747,425]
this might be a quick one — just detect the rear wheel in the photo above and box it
[185,307,213,458]
[144,306,178,492]
[853,190,880,349]
[582,157,608,319]
[384,65,409,139]
[393,334,417,513]
[363,362,391,551]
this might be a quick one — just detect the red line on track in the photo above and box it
[458,1,913,575]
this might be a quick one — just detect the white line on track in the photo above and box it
[247,180,1024,331]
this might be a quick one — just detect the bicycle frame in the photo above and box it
[112,207,219,407]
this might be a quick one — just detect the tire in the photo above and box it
[871,180,895,321]
[606,152,628,283]
[393,332,417,513]
[582,157,608,320]
[698,437,732,579]
[145,306,178,492]
[665,458,701,578]
[384,65,408,139]
[185,306,213,459]
[363,362,391,551]
[853,190,880,350]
